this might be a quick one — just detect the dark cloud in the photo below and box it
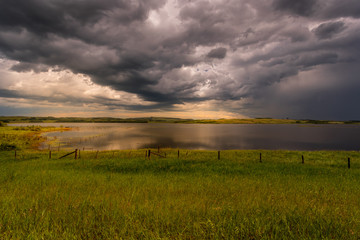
[0,0,359,120]
[0,88,94,106]
[273,0,317,16]
[0,87,167,112]
[273,0,360,19]
[320,0,360,19]
[255,62,360,120]
[0,0,166,39]
[207,47,227,59]
[313,21,346,39]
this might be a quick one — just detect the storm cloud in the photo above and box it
[313,21,346,39]
[0,0,360,120]
[207,47,227,59]
[273,0,318,16]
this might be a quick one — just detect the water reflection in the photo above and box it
[10,123,360,150]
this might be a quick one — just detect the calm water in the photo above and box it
[10,123,360,151]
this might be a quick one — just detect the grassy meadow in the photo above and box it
[1,125,360,239]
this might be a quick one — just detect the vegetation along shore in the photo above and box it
[1,116,360,124]
[1,124,360,239]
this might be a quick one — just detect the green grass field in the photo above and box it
[1,125,360,239]
[1,148,360,239]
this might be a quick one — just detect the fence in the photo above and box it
[11,148,358,169]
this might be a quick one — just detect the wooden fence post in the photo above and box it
[218,151,220,160]
[260,153,262,163]
[74,149,78,159]
[95,151,99,159]
[148,150,151,159]
[302,155,304,164]
[178,149,180,159]
[49,150,52,159]
[348,157,350,169]
[58,150,77,159]
[78,149,81,159]
[150,151,166,158]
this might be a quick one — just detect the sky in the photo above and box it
[0,0,360,120]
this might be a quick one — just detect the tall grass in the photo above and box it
[0,126,69,150]
[1,149,360,239]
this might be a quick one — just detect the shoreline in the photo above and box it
[1,116,360,125]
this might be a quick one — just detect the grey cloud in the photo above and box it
[207,47,227,59]
[313,21,346,39]
[10,62,50,73]
[280,26,312,42]
[320,0,360,19]
[0,89,19,99]
[273,0,318,16]
[0,0,166,39]
[261,52,339,69]
[0,0,359,120]
[255,63,360,120]
[0,88,88,105]
[273,0,360,19]
[0,87,162,112]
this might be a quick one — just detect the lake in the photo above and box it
[10,122,360,151]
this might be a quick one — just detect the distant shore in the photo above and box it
[1,116,360,125]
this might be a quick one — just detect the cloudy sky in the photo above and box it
[0,0,359,120]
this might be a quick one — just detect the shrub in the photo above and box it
[0,143,17,151]
[13,126,42,131]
